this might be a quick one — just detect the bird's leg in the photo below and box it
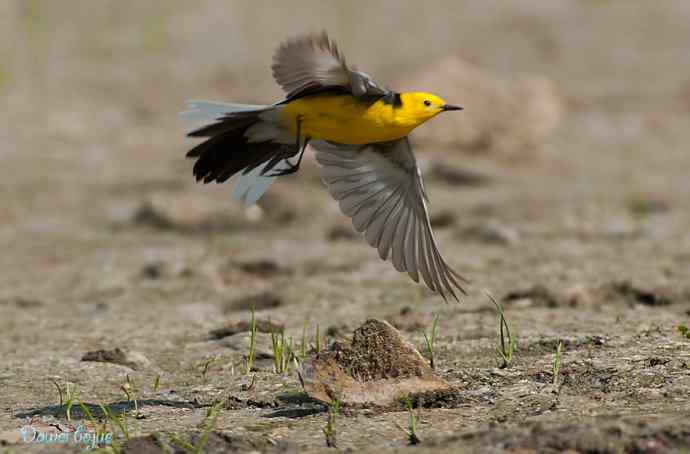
[268,141,309,177]
[292,137,309,167]
[260,153,287,175]
[268,117,310,177]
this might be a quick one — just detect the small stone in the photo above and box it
[503,285,561,308]
[257,192,298,224]
[10,297,44,309]
[225,291,284,312]
[209,319,284,339]
[459,220,520,246]
[82,348,151,370]
[327,224,358,241]
[131,201,175,230]
[431,163,490,187]
[325,323,349,338]
[140,261,167,280]
[430,210,457,229]
[218,332,274,359]
[598,281,673,307]
[389,306,433,332]
[234,259,290,278]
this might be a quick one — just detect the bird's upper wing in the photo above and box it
[272,31,387,100]
[312,137,468,301]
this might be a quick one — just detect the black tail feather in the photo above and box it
[187,113,259,138]
[186,123,296,184]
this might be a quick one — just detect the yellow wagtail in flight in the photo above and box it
[181,31,468,300]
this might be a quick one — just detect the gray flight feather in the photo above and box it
[272,31,388,100]
[312,137,468,301]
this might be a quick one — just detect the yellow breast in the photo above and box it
[281,94,418,145]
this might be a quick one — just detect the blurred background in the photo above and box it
[1,0,689,327]
[1,0,688,293]
[1,1,690,449]
[1,0,689,320]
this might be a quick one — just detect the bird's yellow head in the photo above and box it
[397,92,463,126]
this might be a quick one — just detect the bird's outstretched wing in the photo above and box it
[312,137,468,301]
[272,31,387,100]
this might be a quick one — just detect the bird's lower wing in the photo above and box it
[312,137,468,301]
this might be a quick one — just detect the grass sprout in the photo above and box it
[200,357,216,383]
[314,323,321,355]
[121,374,139,418]
[51,379,64,407]
[553,341,563,385]
[168,401,223,454]
[100,403,130,441]
[300,322,307,359]
[241,374,257,392]
[152,374,161,392]
[271,330,294,374]
[75,399,133,452]
[77,401,120,453]
[678,324,690,340]
[423,314,440,369]
[322,396,340,448]
[395,397,420,445]
[246,308,257,374]
[488,292,517,368]
[53,382,79,421]
[65,383,78,421]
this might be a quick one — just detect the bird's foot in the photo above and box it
[266,160,299,177]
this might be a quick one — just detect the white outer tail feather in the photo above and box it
[179,100,268,122]
[233,161,291,206]
[180,100,280,206]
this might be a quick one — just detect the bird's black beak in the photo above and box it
[442,104,463,112]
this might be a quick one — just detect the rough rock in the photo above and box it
[299,319,449,407]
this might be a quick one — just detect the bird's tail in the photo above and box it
[180,101,294,206]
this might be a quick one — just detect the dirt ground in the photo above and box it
[1,1,690,453]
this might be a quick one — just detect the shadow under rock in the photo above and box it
[264,391,325,419]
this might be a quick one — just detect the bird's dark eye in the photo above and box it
[424,100,431,106]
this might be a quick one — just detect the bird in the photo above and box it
[181,31,468,301]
